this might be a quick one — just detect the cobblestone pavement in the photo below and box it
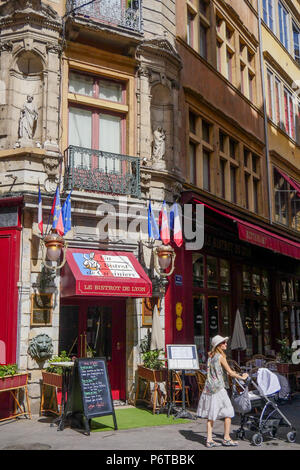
[0,397,300,452]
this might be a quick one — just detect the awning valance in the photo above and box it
[275,167,300,197]
[194,199,300,260]
[61,249,152,298]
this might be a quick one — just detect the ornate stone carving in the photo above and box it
[0,40,13,52]
[18,94,38,140]
[27,333,53,360]
[140,170,151,198]
[152,127,166,161]
[170,181,183,200]
[43,155,60,177]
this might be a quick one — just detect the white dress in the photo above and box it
[197,353,234,421]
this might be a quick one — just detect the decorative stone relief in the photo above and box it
[152,127,166,161]
[27,333,53,360]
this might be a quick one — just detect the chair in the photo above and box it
[266,361,278,372]
[227,359,242,373]
[194,370,206,401]
[173,372,190,407]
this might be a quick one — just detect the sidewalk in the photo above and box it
[1,397,300,451]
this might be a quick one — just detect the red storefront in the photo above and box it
[164,194,300,362]
[60,248,152,400]
[0,197,22,418]
[0,197,23,365]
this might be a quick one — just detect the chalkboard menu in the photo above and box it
[67,357,117,435]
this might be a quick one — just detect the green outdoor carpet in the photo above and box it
[91,407,189,432]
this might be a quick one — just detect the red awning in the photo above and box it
[194,199,300,260]
[275,167,300,197]
[61,249,152,298]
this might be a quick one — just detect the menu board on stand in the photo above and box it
[67,357,117,435]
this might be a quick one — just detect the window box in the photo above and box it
[0,373,28,391]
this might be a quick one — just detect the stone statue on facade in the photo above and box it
[152,127,166,161]
[18,95,38,140]
[28,333,53,360]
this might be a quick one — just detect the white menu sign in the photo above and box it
[167,344,199,370]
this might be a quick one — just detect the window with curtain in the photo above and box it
[284,88,295,139]
[68,71,126,173]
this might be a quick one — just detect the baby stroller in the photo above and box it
[232,368,297,446]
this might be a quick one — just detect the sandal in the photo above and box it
[206,441,222,448]
[222,439,238,447]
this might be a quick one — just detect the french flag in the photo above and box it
[38,184,43,236]
[159,201,170,245]
[52,187,64,237]
[170,203,183,248]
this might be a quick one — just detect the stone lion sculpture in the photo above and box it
[28,334,53,360]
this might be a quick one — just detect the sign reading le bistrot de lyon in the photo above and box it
[60,249,152,298]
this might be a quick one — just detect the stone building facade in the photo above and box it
[0,0,299,416]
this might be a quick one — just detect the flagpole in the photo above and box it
[45,183,59,237]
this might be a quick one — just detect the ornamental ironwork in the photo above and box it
[66,0,143,33]
[64,145,140,197]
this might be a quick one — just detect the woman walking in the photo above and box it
[197,335,248,448]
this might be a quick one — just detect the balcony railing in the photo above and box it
[66,0,143,34]
[64,146,140,197]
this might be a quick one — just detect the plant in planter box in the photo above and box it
[0,364,28,391]
[141,350,165,370]
[45,351,71,375]
[277,338,292,363]
[42,351,71,388]
[0,364,18,377]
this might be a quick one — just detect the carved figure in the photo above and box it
[152,127,166,160]
[28,333,53,360]
[18,95,38,140]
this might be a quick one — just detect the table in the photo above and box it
[49,362,74,431]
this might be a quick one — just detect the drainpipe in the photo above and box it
[257,0,273,225]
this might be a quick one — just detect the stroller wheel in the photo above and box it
[287,431,296,443]
[251,433,263,446]
[237,430,246,440]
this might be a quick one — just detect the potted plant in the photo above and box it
[0,364,28,391]
[137,331,167,382]
[42,351,71,388]
[275,339,299,373]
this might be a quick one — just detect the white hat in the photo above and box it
[211,335,229,350]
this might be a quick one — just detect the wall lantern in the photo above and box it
[41,229,67,270]
[153,244,176,289]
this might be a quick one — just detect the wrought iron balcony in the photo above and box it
[64,146,140,197]
[66,0,143,34]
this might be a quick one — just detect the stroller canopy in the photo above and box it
[257,368,281,396]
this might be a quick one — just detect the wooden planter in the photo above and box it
[276,363,300,374]
[137,365,168,383]
[0,373,31,422]
[0,373,28,391]
[42,371,62,388]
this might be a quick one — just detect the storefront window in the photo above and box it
[220,296,230,338]
[193,295,206,361]
[280,306,290,338]
[207,256,218,289]
[288,280,294,301]
[208,296,219,337]
[243,266,251,292]
[262,271,269,297]
[243,302,253,356]
[295,280,300,302]
[262,301,271,355]
[281,280,288,301]
[220,259,230,291]
[193,254,204,287]
[252,301,263,354]
[252,269,261,295]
